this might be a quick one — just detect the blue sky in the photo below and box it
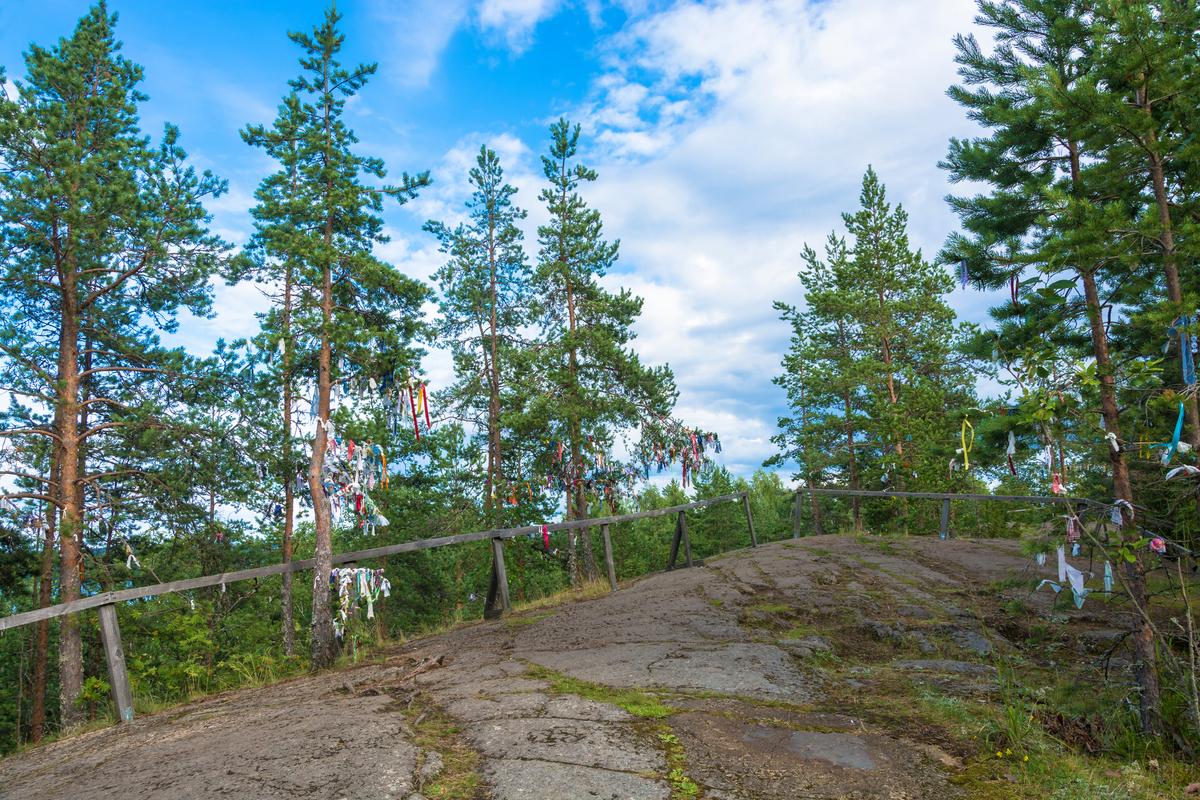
[1,0,997,480]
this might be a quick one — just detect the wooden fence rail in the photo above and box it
[0,491,754,725]
[790,486,1103,540]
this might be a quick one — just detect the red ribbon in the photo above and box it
[420,383,432,429]
[408,385,420,440]
[542,524,550,550]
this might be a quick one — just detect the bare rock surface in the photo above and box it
[4,534,1117,799]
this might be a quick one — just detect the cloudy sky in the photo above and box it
[1,0,997,480]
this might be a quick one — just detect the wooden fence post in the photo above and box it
[484,537,511,618]
[668,513,681,570]
[742,494,758,547]
[679,511,694,568]
[667,512,695,570]
[97,604,134,723]
[601,524,617,592]
[939,498,951,540]
[792,491,802,539]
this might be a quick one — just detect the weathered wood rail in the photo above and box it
[790,486,1104,539]
[0,491,757,725]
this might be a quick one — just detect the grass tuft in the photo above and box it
[524,663,676,719]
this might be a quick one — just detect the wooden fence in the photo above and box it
[0,491,757,725]
[790,486,1104,539]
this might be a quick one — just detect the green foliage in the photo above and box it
[526,662,675,718]
[526,118,678,530]
[0,0,231,724]
[425,144,541,527]
[939,0,1200,746]
[772,168,979,532]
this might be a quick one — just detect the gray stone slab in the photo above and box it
[526,642,811,697]
[485,759,669,800]
[543,694,632,722]
[467,718,662,773]
[443,691,548,722]
[430,676,550,700]
[742,727,876,770]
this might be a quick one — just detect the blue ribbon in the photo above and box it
[1165,402,1185,465]
[1166,315,1197,386]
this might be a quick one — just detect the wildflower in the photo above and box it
[996,751,1004,758]
[1005,748,1012,755]
[1022,755,1029,763]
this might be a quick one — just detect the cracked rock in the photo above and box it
[417,751,443,783]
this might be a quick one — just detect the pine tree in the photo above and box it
[772,235,866,532]
[941,0,1170,731]
[842,168,962,496]
[1086,1,1200,487]
[0,3,227,724]
[239,94,309,656]
[249,6,429,667]
[425,145,532,526]
[530,119,676,584]
[772,169,971,532]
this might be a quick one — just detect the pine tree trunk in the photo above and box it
[1138,86,1200,512]
[564,278,599,584]
[281,260,295,657]
[30,495,56,743]
[375,554,388,645]
[837,323,863,531]
[309,229,336,668]
[874,284,909,534]
[56,285,84,728]
[309,65,337,667]
[1083,266,1160,729]
[876,289,905,463]
[1067,137,1162,732]
[480,317,496,521]
[843,392,862,532]
[282,479,295,656]
[488,216,503,525]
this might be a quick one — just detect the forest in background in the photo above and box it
[0,0,1197,759]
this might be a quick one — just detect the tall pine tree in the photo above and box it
[530,119,676,584]
[246,6,430,666]
[0,3,227,724]
[425,145,533,527]
[773,169,972,532]
[239,94,309,656]
[939,0,1198,732]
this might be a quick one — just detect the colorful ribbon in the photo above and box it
[1166,315,1197,386]
[1152,402,1185,465]
[960,418,974,471]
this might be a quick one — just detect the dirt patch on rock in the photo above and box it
[671,711,961,799]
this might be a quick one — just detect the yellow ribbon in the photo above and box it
[961,418,974,471]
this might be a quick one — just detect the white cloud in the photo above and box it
[369,0,567,87]
[368,0,473,87]
[477,0,562,52]
[565,0,984,475]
